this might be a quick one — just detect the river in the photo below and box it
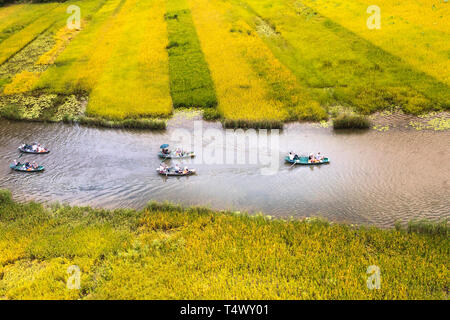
[0,116,449,227]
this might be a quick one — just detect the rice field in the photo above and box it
[0,3,59,44]
[188,0,282,121]
[0,191,448,300]
[87,0,172,119]
[0,0,448,127]
[302,0,450,86]
[236,0,450,114]
[165,0,217,109]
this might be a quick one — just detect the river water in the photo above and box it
[0,117,449,227]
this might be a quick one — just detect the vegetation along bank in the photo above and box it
[0,190,448,299]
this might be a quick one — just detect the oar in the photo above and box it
[290,161,297,168]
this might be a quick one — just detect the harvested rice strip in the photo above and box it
[165,0,217,108]
[36,25,82,66]
[87,0,172,119]
[35,0,129,94]
[2,71,39,95]
[188,0,288,121]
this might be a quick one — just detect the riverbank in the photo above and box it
[0,189,447,299]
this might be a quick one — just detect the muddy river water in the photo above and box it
[0,117,449,227]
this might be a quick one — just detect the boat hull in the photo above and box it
[285,156,330,165]
[10,164,45,172]
[158,152,195,159]
[156,168,196,176]
[18,147,50,154]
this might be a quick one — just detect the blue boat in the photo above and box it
[10,163,45,172]
[285,156,330,165]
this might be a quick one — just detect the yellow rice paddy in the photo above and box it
[303,0,450,86]
[87,0,172,119]
[188,0,288,121]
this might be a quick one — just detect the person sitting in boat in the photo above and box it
[162,148,169,155]
[175,164,181,173]
[183,166,189,174]
[288,152,294,161]
[32,161,37,169]
[316,152,323,161]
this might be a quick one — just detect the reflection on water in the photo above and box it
[0,118,449,227]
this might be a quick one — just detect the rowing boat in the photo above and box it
[156,168,196,176]
[285,156,330,165]
[18,145,50,154]
[158,152,195,159]
[10,164,45,172]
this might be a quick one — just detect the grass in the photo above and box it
[1,0,449,127]
[35,0,130,94]
[0,190,448,300]
[0,3,67,65]
[202,108,221,121]
[237,0,450,114]
[407,219,448,236]
[188,0,286,121]
[77,116,167,130]
[165,0,217,109]
[332,113,371,129]
[87,0,173,119]
[0,93,86,122]
[34,0,173,120]
[302,0,450,87]
[188,0,326,122]
[222,119,284,130]
[0,3,59,44]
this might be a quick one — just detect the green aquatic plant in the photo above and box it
[202,108,222,121]
[372,125,390,132]
[409,116,450,131]
[77,116,167,130]
[222,118,284,129]
[332,113,371,129]
[0,93,86,122]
